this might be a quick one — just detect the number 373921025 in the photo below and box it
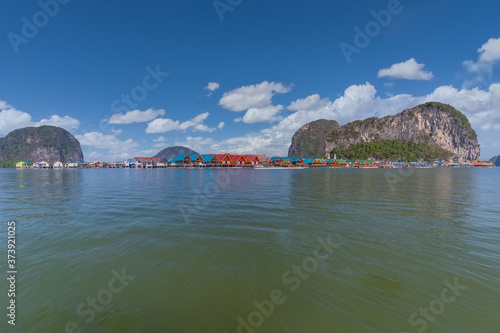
[8,221,16,268]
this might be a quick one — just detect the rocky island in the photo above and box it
[288,119,340,159]
[289,102,480,163]
[491,155,500,166]
[154,146,199,161]
[0,125,84,164]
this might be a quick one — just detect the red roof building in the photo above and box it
[228,154,245,165]
[215,153,231,164]
[243,154,260,165]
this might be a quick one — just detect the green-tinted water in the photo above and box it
[1,168,499,332]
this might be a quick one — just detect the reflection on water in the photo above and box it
[0,168,498,332]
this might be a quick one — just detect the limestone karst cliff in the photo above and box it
[288,102,480,162]
[0,125,84,163]
[288,119,339,158]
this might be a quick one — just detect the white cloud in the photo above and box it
[76,132,139,151]
[0,108,33,135]
[219,81,292,124]
[153,142,166,148]
[88,151,102,159]
[276,82,382,132]
[240,105,284,123]
[146,112,216,133]
[462,71,494,91]
[210,132,277,155]
[172,112,212,132]
[153,136,166,142]
[217,122,225,129]
[37,115,80,129]
[219,81,291,111]
[76,131,157,161]
[0,99,80,135]
[153,136,167,148]
[193,124,215,132]
[111,129,122,136]
[204,82,220,96]
[287,94,331,112]
[205,82,220,91]
[422,84,500,133]
[378,58,434,80]
[463,37,500,73]
[477,37,500,63]
[174,136,215,154]
[0,100,10,109]
[109,108,165,124]
[186,112,210,126]
[146,119,180,133]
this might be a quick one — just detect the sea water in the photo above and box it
[0,168,499,332]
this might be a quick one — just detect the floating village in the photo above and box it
[14,153,495,169]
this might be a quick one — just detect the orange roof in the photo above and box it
[229,154,245,162]
[472,162,486,166]
[215,153,231,162]
[243,154,259,163]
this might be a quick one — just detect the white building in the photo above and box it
[65,161,79,168]
[33,161,51,169]
[53,161,64,168]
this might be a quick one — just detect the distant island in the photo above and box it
[289,102,480,163]
[0,125,83,167]
[154,146,198,161]
[491,155,500,166]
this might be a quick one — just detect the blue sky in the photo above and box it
[1,0,499,160]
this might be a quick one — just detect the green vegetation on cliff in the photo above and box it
[330,140,454,162]
[0,161,15,168]
[423,102,477,140]
[322,102,480,162]
[288,119,339,158]
[0,125,84,163]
